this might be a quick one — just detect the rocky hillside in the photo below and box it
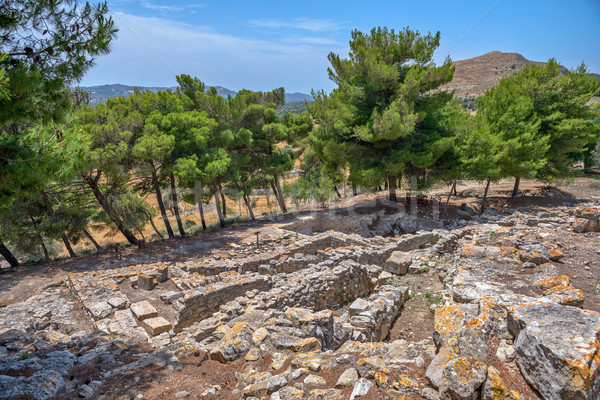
[440,51,569,97]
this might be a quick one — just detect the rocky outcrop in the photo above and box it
[508,302,600,400]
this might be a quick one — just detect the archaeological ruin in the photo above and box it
[1,199,599,399]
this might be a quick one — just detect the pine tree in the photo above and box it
[309,27,455,201]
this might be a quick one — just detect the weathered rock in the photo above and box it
[142,317,172,336]
[356,357,388,378]
[543,285,585,307]
[106,297,128,309]
[0,370,66,399]
[349,298,370,316]
[40,350,77,376]
[422,387,440,400]
[278,386,304,400]
[130,300,158,321]
[336,367,359,388]
[304,374,326,387]
[252,327,270,346]
[160,291,183,304]
[271,352,288,370]
[267,374,288,393]
[293,338,321,353]
[245,347,261,361]
[482,366,522,400]
[350,378,374,400]
[495,340,515,363]
[306,388,343,400]
[210,321,253,363]
[137,274,156,290]
[88,301,113,320]
[508,302,600,400]
[438,357,488,400]
[384,251,412,275]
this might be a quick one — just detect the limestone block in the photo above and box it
[160,291,183,304]
[438,357,488,400]
[508,302,600,400]
[130,300,158,321]
[384,251,411,275]
[349,298,370,316]
[210,321,253,363]
[292,338,321,353]
[350,378,373,399]
[137,274,155,291]
[336,368,358,388]
[107,297,128,309]
[87,301,113,321]
[142,317,172,336]
[482,366,522,400]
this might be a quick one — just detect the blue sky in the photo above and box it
[80,0,600,93]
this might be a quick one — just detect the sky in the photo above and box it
[80,0,600,94]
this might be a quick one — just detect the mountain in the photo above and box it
[79,84,312,106]
[285,92,313,103]
[439,51,570,97]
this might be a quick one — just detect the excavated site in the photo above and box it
[1,194,600,400]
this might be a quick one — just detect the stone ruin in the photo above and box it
[1,202,600,399]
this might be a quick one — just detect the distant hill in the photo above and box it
[79,84,312,106]
[440,51,570,97]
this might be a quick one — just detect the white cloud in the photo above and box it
[248,17,343,32]
[140,2,183,12]
[82,12,343,93]
[282,36,341,46]
[140,2,207,12]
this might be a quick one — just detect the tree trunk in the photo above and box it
[30,216,50,262]
[388,177,398,202]
[146,211,164,240]
[512,177,521,198]
[269,180,281,211]
[213,180,226,228]
[481,178,492,214]
[84,174,138,246]
[353,185,358,196]
[41,191,75,257]
[0,241,19,267]
[39,237,50,262]
[151,168,174,238]
[169,172,185,236]
[270,178,286,213]
[275,175,287,213]
[444,178,457,215]
[198,201,207,230]
[334,186,342,199]
[83,229,102,251]
[194,182,207,230]
[219,185,227,218]
[243,194,256,221]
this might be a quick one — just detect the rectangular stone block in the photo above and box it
[142,317,172,336]
[114,309,138,329]
[384,251,411,275]
[137,274,155,290]
[107,297,129,309]
[130,300,158,321]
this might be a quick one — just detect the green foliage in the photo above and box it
[0,0,117,126]
[476,59,599,183]
[309,27,455,191]
[286,168,336,207]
